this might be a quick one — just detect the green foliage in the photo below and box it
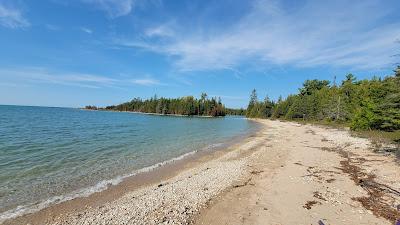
[225,108,246,116]
[299,79,330,95]
[245,89,275,118]
[350,99,378,130]
[104,93,226,117]
[395,66,400,77]
[84,105,98,110]
[247,68,400,131]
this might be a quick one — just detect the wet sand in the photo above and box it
[4,119,400,225]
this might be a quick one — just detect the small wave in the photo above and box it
[204,142,224,149]
[0,150,198,223]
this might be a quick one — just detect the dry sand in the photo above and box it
[195,120,400,225]
[4,119,400,225]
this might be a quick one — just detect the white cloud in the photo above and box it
[116,0,400,72]
[80,27,93,34]
[83,0,135,18]
[131,78,162,86]
[0,67,119,89]
[0,3,29,29]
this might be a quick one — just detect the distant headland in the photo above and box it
[84,93,245,117]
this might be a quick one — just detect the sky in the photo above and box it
[0,0,399,108]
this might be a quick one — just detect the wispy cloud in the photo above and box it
[0,67,118,89]
[144,24,175,38]
[115,0,400,72]
[0,2,29,29]
[80,27,93,34]
[131,78,163,86]
[83,0,135,18]
[112,38,159,51]
[0,67,167,89]
[0,82,31,88]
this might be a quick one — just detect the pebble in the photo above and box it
[50,151,248,225]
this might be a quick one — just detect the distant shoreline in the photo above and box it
[80,108,224,118]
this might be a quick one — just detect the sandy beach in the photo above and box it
[4,119,400,225]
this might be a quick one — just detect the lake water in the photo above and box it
[0,105,257,221]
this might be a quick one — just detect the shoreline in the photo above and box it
[80,108,226,118]
[0,151,199,223]
[2,120,261,225]
[3,119,399,225]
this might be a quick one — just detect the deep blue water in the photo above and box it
[0,105,256,220]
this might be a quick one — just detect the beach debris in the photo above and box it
[321,137,329,142]
[233,178,253,188]
[313,191,327,201]
[157,182,168,188]
[318,220,326,225]
[305,129,316,135]
[327,147,400,222]
[397,205,400,225]
[326,178,336,183]
[250,170,263,175]
[303,200,320,210]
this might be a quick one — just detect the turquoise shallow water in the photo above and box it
[0,105,257,220]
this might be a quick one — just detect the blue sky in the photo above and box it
[0,0,399,108]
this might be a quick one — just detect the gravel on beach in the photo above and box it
[50,140,258,225]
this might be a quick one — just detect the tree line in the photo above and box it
[88,93,227,117]
[225,108,246,116]
[246,66,400,131]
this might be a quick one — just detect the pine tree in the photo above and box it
[395,66,400,77]
[246,89,258,117]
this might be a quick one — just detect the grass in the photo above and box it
[353,130,400,143]
[348,129,399,162]
[352,130,400,161]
